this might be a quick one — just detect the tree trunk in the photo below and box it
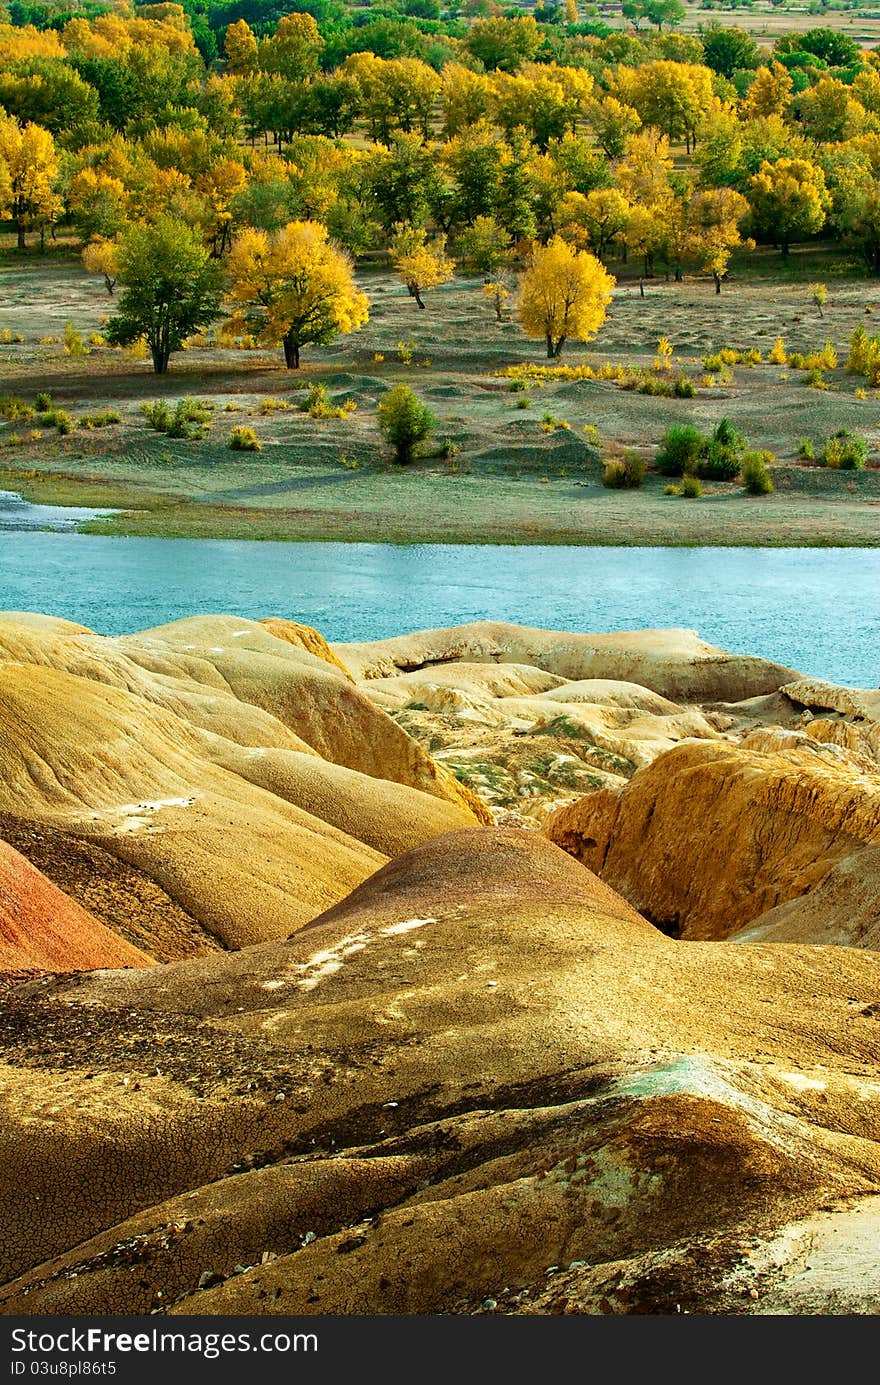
[16,221,25,251]
[546,332,554,358]
[414,287,426,310]
[674,263,682,283]
[151,348,169,374]
[639,278,645,298]
[713,272,722,295]
[283,338,300,369]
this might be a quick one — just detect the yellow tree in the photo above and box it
[225,220,368,369]
[224,18,258,74]
[688,187,752,292]
[82,236,120,294]
[390,225,454,309]
[748,157,829,257]
[196,158,247,255]
[617,131,673,277]
[67,167,128,241]
[440,63,493,137]
[558,188,632,260]
[741,62,792,121]
[0,117,59,250]
[518,235,615,358]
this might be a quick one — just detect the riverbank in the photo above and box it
[5,464,880,547]
[4,259,880,546]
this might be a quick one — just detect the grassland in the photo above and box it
[3,239,880,545]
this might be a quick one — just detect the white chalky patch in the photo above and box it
[382,917,435,936]
[779,1072,827,1092]
[294,933,371,990]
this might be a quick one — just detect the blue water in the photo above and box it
[0,529,877,687]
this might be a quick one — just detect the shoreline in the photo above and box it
[5,469,880,548]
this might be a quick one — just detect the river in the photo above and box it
[0,521,877,686]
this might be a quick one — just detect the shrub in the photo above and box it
[0,395,34,422]
[141,400,172,432]
[142,398,212,439]
[805,367,826,389]
[79,409,121,428]
[654,336,673,371]
[53,410,75,435]
[396,340,414,366]
[259,397,290,413]
[602,451,645,489]
[699,417,743,481]
[822,430,868,470]
[516,395,532,409]
[664,483,681,495]
[35,392,51,412]
[63,322,87,357]
[377,385,435,464]
[302,384,356,419]
[768,337,787,365]
[656,424,706,477]
[673,373,696,398]
[680,474,703,498]
[228,426,261,451]
[741,450,774,495]
[797,437,815,461]
[509,379,528,393]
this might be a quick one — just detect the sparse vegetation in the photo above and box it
[377,385,435,465]
[228,426,261,452]
[603,452,646,489]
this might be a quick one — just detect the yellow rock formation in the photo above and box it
[546,739,880,940]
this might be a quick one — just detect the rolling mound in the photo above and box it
[336,621,799,703]
[0,613,485,953]
[3,616,880,1314]
[0,839,150,975]
[1,827,879,1314]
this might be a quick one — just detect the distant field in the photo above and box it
[597,0,880,43]
[2,242,880,545]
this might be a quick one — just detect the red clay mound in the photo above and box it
[0,840,152,975]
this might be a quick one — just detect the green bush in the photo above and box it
[673,373,696,398]
[656,424,706,477]
[377,385,436,464]
[699,418,743,481]
[227,426,261,451]
[797,437,815,461]
[680,474,703,498]
[79,409,121,429]
[52,410,75,435]
[143,397,213,439]
[35,392,52,413]
[0,395,34,422]
[821,430,868,469]
[822,430,868,470]
[602,451,646,489]
[741,450,774,495]
[141,400,173,432]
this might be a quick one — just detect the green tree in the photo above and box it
[700,24,759,79]
[377,385,436,464]
[105,216,222,374]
